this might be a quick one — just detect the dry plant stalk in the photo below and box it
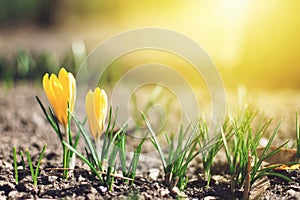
[243,149,252,200]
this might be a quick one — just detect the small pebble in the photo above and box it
[148,168,160,180]
[8,190,18,198]
[48,175,58,182]
[99,185,107,193]
[287,189,296,197]
[78,175,86,182]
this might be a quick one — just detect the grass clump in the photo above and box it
[198,116,233,186]
[13,145,47,187]
[142,112,213,190]
[221,105,291,199]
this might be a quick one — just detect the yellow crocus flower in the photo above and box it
[43,68,76,127]
[85,87,108,140]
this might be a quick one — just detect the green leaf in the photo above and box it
[69,111,100,169]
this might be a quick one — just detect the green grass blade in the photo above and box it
[13,147,18,184]
[119,132,127,175]
[142,111,167,170]
[105,106,113,134]
[221,126,231,164]
[25,149,36,186]
[264,172,292,182]
[20,150,25,170]
[253,120,282,176]
[102,107,116,161]
[110,107,118,135]
[34,145,46,179]
[108,145,119,169]
[128,133,147,177]
[165,132,171,145]
[73,129,81,150]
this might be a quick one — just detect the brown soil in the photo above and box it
[0,83,300,199]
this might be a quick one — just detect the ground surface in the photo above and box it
[0,84,300,199]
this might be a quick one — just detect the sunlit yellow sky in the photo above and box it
[66,0,300,89]
[2,0,300,89]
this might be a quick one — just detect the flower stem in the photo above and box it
[63,125,69,178]
[96,139,101,161]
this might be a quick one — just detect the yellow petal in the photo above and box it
[86,90,97,139]
[57,68,70,104]
[68,72,76,112]
[99,89,108,131]
[43,73,59,119]
[58,67,76,112]
[93,88,108,135]
[94,87,101,122]
[58,68,70,99]
[50,74,67,125]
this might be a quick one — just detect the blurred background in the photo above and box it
[0,0,299,89]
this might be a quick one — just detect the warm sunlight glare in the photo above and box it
[215,0,251,69]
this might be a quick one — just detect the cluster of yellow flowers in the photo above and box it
[42,67,107,140]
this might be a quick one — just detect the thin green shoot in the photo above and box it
[23,145,47,187]
[20,150,25,170]
[13,147,18,184]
